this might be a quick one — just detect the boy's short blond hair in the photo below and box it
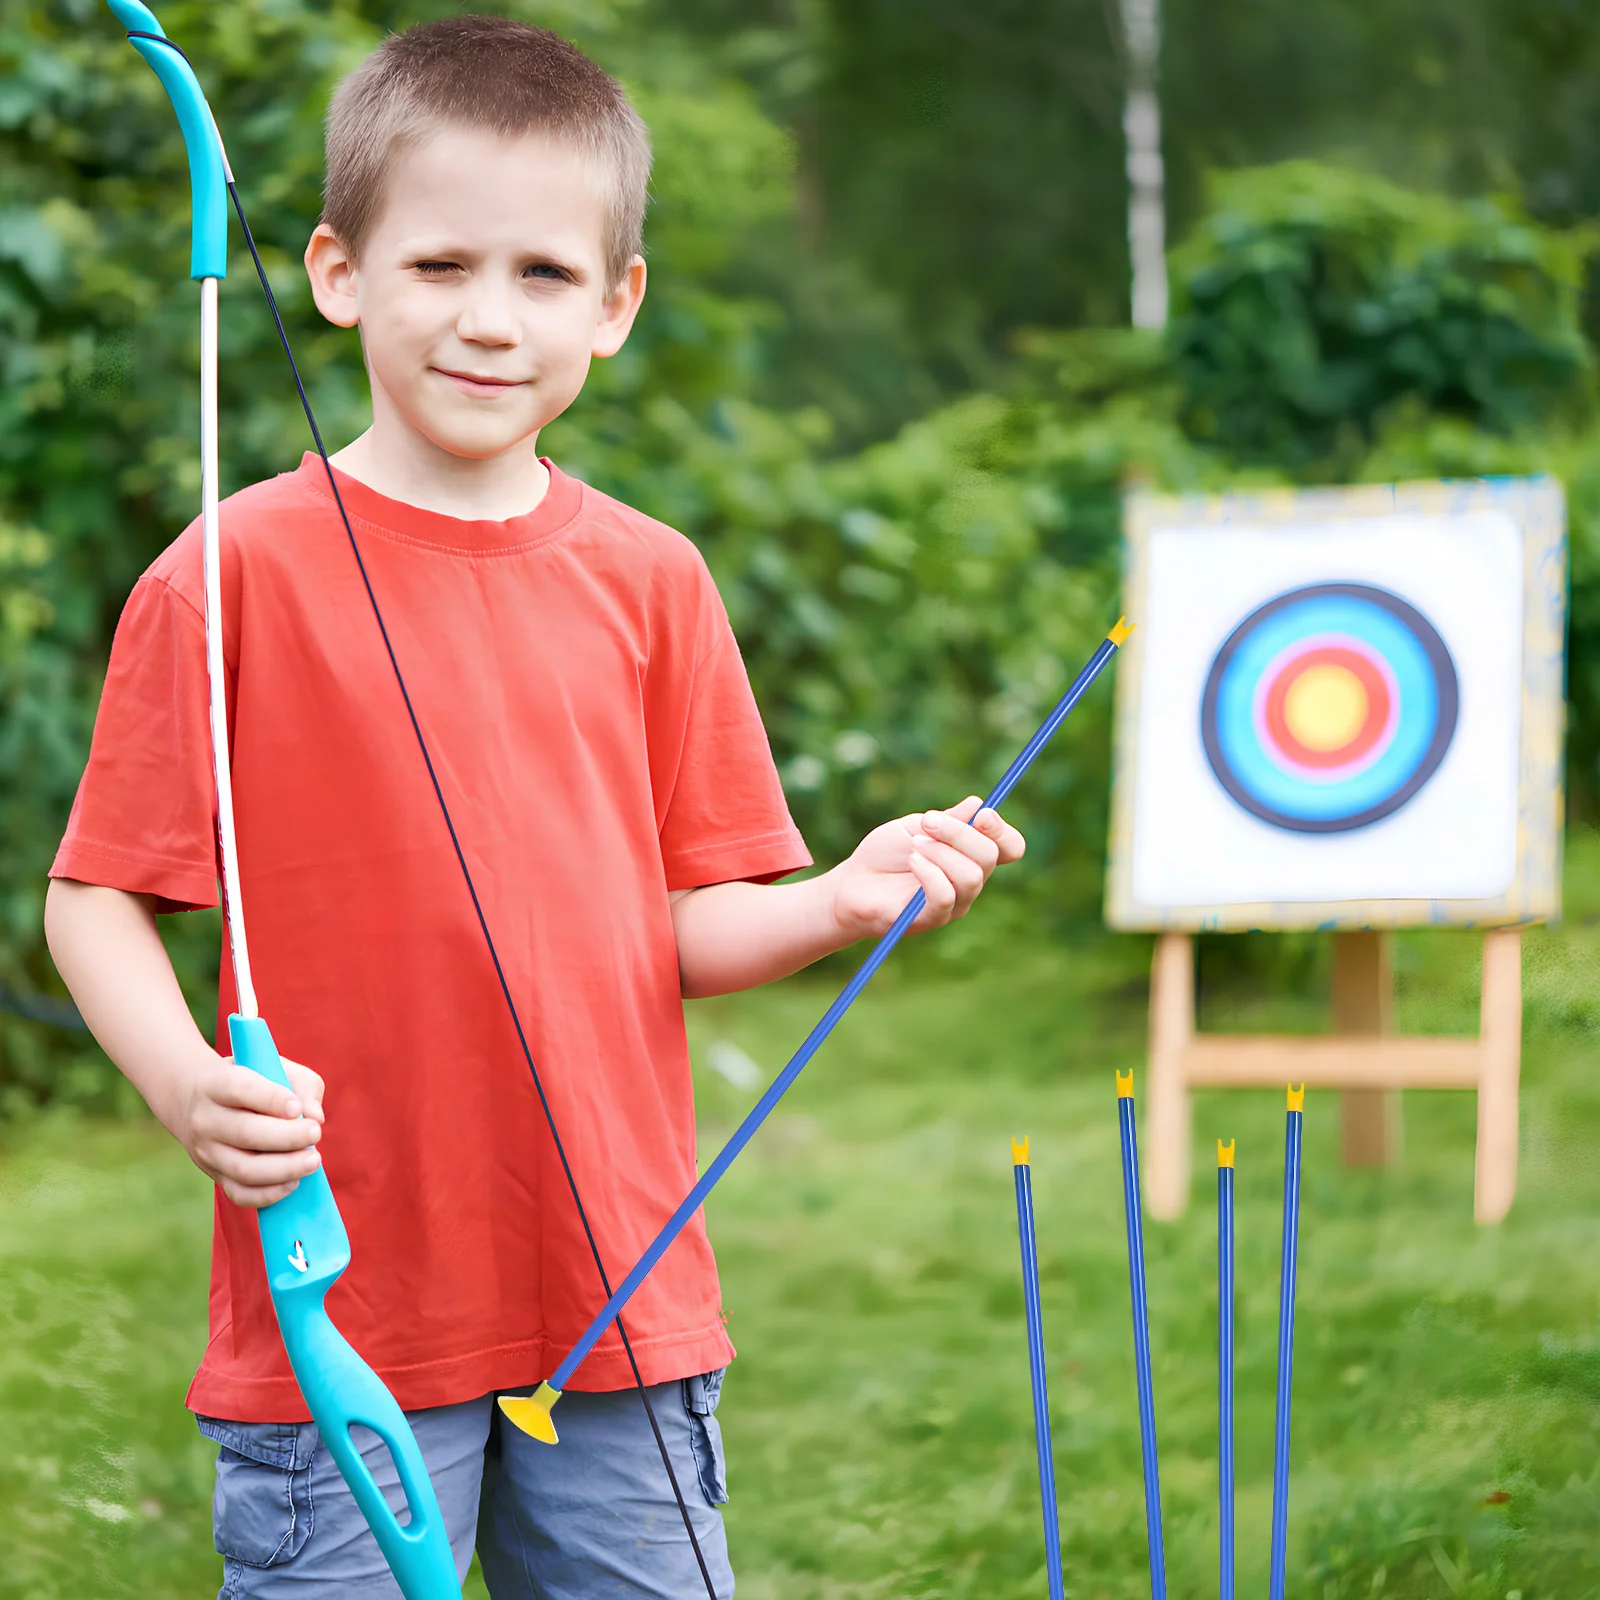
[323,15,651,290]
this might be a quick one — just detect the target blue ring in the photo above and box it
[1216,599,1434,818]
[1200,584,1459,834]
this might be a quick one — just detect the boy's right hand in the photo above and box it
[174,1054,326,1209]
[42,881,326,1210]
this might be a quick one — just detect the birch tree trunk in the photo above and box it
[1120,0,1168,330]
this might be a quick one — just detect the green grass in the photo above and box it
[5,870,1600,1599]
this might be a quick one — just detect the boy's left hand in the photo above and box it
[830,796,1026,941]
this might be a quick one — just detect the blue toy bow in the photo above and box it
[105,5,459,1595]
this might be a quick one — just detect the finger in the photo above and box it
[912,833,987,909]
[922,809,1000,873]
[971,807,1026,863]
[220,1175,304,1210]
[906,845,957,929]
[945,795,985,825]
[196,1104,322,1155]
[209,1060,306,1121]
[202,1141,322,1191]
[281,1058,326,1123]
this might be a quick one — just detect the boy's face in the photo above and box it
[305,127,645,464]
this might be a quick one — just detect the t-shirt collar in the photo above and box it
[295,452,584,554]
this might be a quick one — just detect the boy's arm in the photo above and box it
[43,879,324,1208]
[670,796,1023,1000]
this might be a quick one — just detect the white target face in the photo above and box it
[1128,511,1523,907]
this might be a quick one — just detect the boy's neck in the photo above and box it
[329,425,551,524]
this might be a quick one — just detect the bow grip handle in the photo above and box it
[227,1016,461,1598]
[230,1013,352,1288]
[106,0,228,280]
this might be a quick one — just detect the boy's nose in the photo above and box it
[455,285,522,347]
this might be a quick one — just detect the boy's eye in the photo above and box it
[408,259,574,282]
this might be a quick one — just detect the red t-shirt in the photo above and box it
[52,454,810,1422]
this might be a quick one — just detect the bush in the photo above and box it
[1169,162,1596,472]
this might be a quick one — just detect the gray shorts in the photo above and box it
[197,1371,732,1598]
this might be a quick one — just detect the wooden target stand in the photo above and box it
[1144,927,1523,1224]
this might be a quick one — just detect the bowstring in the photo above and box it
[228,187,722,1597]
[125,30,721,1597]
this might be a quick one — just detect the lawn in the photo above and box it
[3,874,1599,1599]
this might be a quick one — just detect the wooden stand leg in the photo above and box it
[1475,928,1522,1224]
[1147,932,1193,1220]
[1332,931,1402,1166]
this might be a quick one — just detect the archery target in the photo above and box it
[1200,583,1460,833]
[1124,510,1525,908]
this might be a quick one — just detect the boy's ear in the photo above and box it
[304,223,361,330]
[592,257,647,360]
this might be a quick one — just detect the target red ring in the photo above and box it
[1256,641,1397,775]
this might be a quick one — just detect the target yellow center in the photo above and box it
[1283,664,1368,751]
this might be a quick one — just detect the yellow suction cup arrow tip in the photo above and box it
[1012,1135,1031,1166]
[499,1381,562,1445]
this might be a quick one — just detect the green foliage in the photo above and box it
[0,516,63,1066]
[1170,163,1596,471]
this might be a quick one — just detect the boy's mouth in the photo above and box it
[435,368,526,399]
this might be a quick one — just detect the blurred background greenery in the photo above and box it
[6,0,1600,1101]
[3,2,1600,1595]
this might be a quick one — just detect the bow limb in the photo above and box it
[104,8,460,1595]
[108,0,253,1011]
[108,0,229,281]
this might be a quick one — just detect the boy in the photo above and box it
[45,16,1022,1599]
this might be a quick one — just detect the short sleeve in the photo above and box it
[652,595,812,892]
[50,574,220,912]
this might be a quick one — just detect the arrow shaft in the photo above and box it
[1118,1090,1167,1600]
[1219,1160,1235,1600]
[1269,1107,1304,1600]
[1014,1158,1065,1600]
[549,632,1121,1393]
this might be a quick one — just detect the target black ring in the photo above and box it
[1200,582,1460,834]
